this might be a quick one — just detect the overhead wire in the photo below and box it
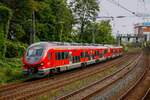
[143,0,147,12]
[106,0,137,16]
[100,0,110,17]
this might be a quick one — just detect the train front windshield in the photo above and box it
[26,46,44,64]
[27,47,43,57]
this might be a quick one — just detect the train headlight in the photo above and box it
[40,62,44,66]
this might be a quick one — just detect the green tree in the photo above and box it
[0,0,75,43]
[70,0,99,41]
[82,22,98,43]
[1,0,34,44]
[0,0,75,45]
[96,21,115,44]
[83,21,115,44]
[47,0,74,42]
[0,5,12,58]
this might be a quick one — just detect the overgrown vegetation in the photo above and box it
[0,0,116,84]
[0,58,22,84]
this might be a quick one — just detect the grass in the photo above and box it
[0,58,23,85]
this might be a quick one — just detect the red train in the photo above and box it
[22,42,123,77]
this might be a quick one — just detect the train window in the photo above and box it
[81,52,84,58]
[95,50,99,56]
[75,56,77,62]
[72,56,74,63]
[64,52,69,59]
[99,53,103,58]
[56,52,62,60]
[81,52,90,58]
[77,56,80,62]
[92,54,95,59]
[64,52,66,59]
[62,52,65,59]
[95,51,96,55]
[63,52,68,59]
[75,56,77,63]
[27,47,43,57]
[56,52,58,60]
[72,56,80,63]
[36,49,43,56]
[59,52,61,59]
[73,56,76,63]
[97,51,99,55]
[85,52,88,57]
[78,56,80,62]
[104,49,108,54]
[48,53,51,60]
[88,54,91,60]
[55,52,58,60]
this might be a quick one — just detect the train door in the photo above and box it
[47,50,53,68]
[69,51,72,64]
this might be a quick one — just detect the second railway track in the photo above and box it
[58,53,142,100]
[119,48,150,100]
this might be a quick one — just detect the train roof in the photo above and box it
[28,42,122,50]
[104,45,122,48]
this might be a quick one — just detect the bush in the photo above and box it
[121,43,128,52]
[0,58,23,84]
[5,41,27,58]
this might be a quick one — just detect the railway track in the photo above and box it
[119,49,150,100]
[142,48,150,100]
[0,52,139,100]
[0,55,129,93]
[0,55,128,92]
[143,88,150,100]
[58,53,142,100]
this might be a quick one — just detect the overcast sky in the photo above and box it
[98,0,150,35]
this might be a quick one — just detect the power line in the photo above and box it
[106,0,137,16]
[142,0,147,12]
[100,0,110,16]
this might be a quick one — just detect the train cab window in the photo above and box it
[27,47,43,57]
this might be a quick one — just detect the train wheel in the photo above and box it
[56,67,61,73]
[51,69,57,74]
[81,63,86,68]
[95,60,99,63]
[48,69,56,78]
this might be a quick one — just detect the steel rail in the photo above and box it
[58,54,142,100]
